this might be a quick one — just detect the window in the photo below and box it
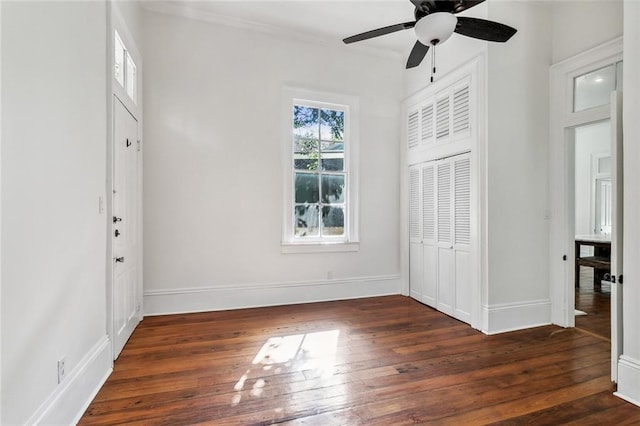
[282,88,359,253]
[573,61,622,112]
[114,30,137,104]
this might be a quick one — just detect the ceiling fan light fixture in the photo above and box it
[415,12,457,46]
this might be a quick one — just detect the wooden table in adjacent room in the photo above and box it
[575,234,611,289]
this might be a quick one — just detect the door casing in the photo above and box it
[107,3,143,360]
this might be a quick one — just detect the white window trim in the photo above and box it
[281,87,360,253]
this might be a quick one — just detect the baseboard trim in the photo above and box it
[615,355,640,407]
[27,336,112,425]
[144,274,401,316]
[481,299,551,335]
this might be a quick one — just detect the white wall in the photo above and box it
[142,10,404,314]
[551,0,623,64]
[617,0,640,406]
[0,3,3,423]
[1,2,111,424]
[114,0,143,47]
[484,1,552,331]
[574,122,610,236]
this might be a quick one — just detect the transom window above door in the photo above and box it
[114,30,137,104]
[573,61,622,112]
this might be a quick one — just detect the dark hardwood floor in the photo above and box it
[80,296,640,425]
[575,266,611,341]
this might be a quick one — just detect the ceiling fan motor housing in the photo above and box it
[415,12,458,46]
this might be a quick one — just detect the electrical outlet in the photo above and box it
[58,358,66,383]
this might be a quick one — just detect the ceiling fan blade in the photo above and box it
[343,21,416,44]
[406,40,430,69]
[454,17,517,42]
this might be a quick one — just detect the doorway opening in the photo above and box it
[573,120,611,341]
[549,38,623,382]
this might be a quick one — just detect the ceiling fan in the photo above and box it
[343,0,517,73]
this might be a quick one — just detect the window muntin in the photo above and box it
[292,103,347,240]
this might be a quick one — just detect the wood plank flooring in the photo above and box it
[79,296,640,425]
[575,266,611,340]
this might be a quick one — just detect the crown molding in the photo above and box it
[140,1,403,61]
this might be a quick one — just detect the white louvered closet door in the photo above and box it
[408,166,424,302]
[422,164,437,306]
[436,161,454,315]
[453,155,472,323]
[408,154,473,323]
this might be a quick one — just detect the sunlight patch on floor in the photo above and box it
[231,330,341,407]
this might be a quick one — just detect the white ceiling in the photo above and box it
[143,0,422,54]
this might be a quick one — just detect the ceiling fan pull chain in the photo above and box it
[430,44,436,83]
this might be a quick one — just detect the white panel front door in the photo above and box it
[113,96,141,358]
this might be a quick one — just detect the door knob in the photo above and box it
[113,216,122,223]
[115,257,125,263]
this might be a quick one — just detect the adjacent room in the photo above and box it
[3,0,640,424]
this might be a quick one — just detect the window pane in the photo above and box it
[321,158,344,171]
[321,174,345,204]
[321,109,344,142]
[294,158,319,171]
[574,65,616,112]
[320,141,344,171]
[322,206,344,236]
[114,32,125,87]
[295,173,319,203]
[126,52,137,103]
[295,205,319,237]
[321,141,344,153]
[294,138,318,155]
[293,106,319,140]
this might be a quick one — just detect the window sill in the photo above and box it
[281,241,360,254]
